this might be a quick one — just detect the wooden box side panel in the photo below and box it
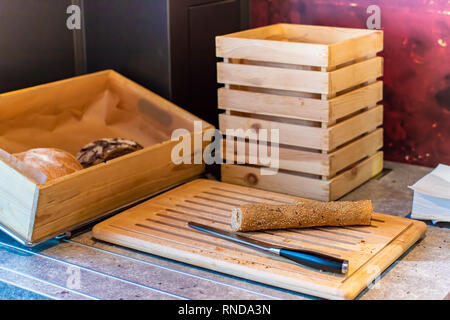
[107,71,208,134]
[0,159,39,241]
[32,139,204,242]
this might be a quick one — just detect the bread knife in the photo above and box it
[188,221,348,274]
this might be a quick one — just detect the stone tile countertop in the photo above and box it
[0,161,448,300]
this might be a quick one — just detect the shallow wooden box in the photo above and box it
[216,24,384,201]
[0,70,212,245]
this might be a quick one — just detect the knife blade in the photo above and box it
[188,221,348,274]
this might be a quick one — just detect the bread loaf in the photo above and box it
[77,138,143,168]
[14,148,83,182]
[231,200,373,232]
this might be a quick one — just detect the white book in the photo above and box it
[409,164,450,223]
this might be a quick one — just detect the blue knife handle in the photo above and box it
[279,248,348,274]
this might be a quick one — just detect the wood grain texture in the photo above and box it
[216,35,329,67]
[219,106,382,152]
[92,179,426,300]
[329,129,383,176]
[222,128,382,177]
[219,113,327,150]
[329,30,383,67]
[218,87,330,121]
[0,159,39,241]
[222,139,329,176]
[328,105,383,151]
[329,57,383,94]
[222,164,329,200]
[218,81,382,123]
[217,62,329,94]
[216,23,382,67]
[329,81,383,122]
[329,152,384,200]
[221,151,383,201]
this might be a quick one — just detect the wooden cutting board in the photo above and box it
[92,179,426,299]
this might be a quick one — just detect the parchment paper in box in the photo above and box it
[0,71,194,156]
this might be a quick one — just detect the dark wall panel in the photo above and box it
[188,0,242,126]
[0,0,75,93]
[84,0,171,99]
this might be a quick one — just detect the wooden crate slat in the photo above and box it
[279,24,377,45]
[219,105,383,152]
[221,164,330,201]
[328,105,383,151]
[329,151,383,200]
[216,36,329,67]
[218,87,330,122]
[218,81,383,123]
[217,62,329,94]
[221,138,329,176]
[217,58,382,96]
[329,57,383,94]
[329,81,383,122]
[221,151,383,201]
[222,128,382,177]
[329,31,383,67]
[219,113,327,150]
[329,128,383,176]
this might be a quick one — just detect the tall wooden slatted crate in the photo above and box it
[216,24,384,201]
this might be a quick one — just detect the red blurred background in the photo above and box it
[251,0,450,167]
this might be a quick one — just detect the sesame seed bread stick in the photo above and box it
[231,200,373,232]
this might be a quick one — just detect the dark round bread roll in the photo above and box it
[77,138,143,168]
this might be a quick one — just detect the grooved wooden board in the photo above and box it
[92,179,426,300]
